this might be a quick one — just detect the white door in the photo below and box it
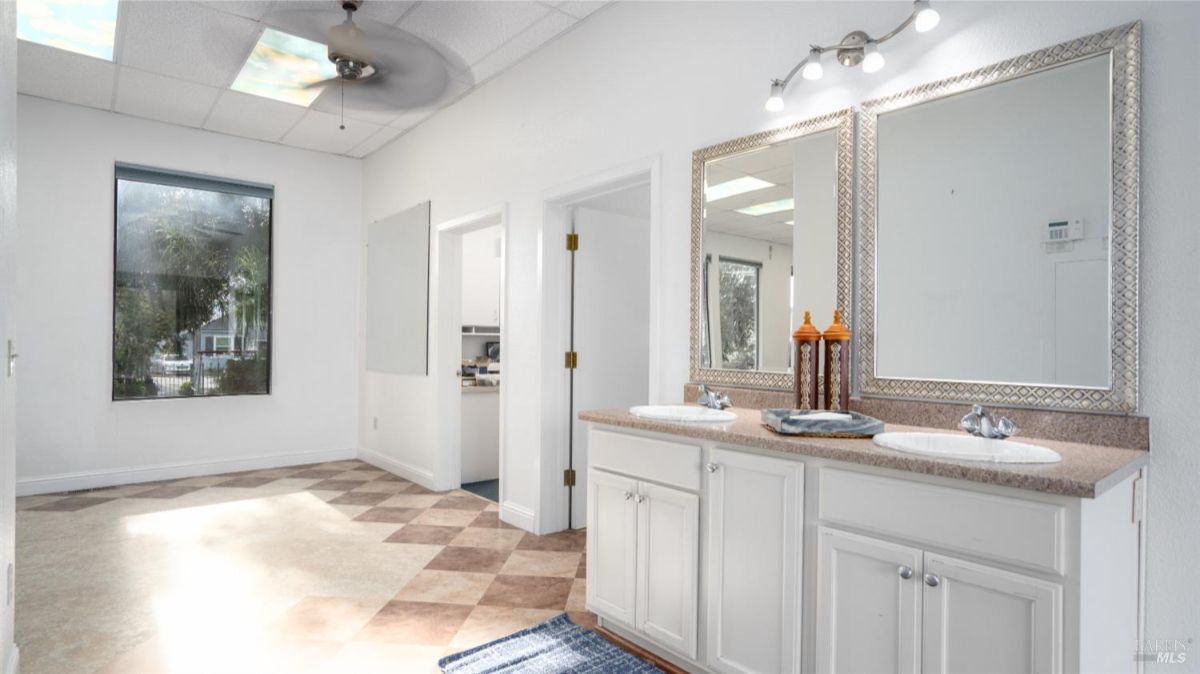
[706,449,804,674]
[636,481,698,658]
[816,527,922,674]
[570,206,650,528]
[922,553,1062,674]
[0,21,17,665]
[585,469,638,627]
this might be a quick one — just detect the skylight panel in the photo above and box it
[705,176,774,202]
[231,28,338,107]
[736,198,795,216]
[16,0,119,61]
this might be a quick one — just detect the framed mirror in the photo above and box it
[690,109,854,390]
[857,23,1140,413]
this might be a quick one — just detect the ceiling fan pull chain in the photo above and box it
[339,79,346,131]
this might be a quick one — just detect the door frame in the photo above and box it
[538,156,662,532]
[432,204,508,497]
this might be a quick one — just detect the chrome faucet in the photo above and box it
[697,384,732,410]
[960,404,1017,439]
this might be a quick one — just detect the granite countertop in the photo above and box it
[578,407,1148,498]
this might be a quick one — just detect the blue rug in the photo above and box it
[439,613,663,673]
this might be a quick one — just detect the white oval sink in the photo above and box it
[630,405,737,423]
[874,432,1062,464]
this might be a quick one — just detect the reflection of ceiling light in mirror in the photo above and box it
[736,198,794,216]
[16,0,119,60]
[706,176,775,202]
[231,28,339,107]
[786,220,795,226]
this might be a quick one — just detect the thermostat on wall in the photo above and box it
[1043,218,1083,253]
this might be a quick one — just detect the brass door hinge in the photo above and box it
[566,232,579,251]
[563,469,577,487]
[565,351,578,369]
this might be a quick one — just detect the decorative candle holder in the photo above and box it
[822,310,852,412]
[792,311,821,410]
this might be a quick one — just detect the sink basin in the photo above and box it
[874,432,1062,464]
[630,405,737,423]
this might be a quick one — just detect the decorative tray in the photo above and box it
[761,409,885,438]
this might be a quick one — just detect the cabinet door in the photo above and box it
[706,449,803,674]
[586,469,639,627]
[816,527,922,674]
[636,482,699,658]
[922,553,1062,674]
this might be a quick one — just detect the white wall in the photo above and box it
[15,97,363,494]
[0,3,18,669]
[361,1,1200,647]
[461,225,502,327]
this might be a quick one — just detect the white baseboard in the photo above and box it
[357,448,436,491]
[16,448,357,496]
[501,500,536,533]
[5,644,18,674]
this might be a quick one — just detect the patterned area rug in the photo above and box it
[439,613,662,673]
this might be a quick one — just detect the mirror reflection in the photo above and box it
[874,54,1112,387]
[700,129,839,373]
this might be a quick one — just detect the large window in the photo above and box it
[113,164,273,400]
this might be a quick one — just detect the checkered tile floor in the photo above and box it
[16,459,598,674]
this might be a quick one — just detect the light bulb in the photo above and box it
[800,48,824,81]
[862,41,885,73]
[914,0,940,32]
[765,81,785,112]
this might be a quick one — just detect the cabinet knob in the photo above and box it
[898,565,914,580]
[623,491,633,501]
[634,494,646,503]
[705,463,720,473]
[923,573,941,588]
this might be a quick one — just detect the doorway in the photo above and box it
[433,206,507,504]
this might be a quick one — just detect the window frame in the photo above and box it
[111,163,275,401]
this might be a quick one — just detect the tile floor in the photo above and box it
[15,459,596,674]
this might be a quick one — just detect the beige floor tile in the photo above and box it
[355,601,473,646]
[170,476,231,488]
[448,527,525,551]
[329,504,372,519]
[499,549,582,578]
[323,641,444,674]
[410,508,479,527]
[350,481,411,494]
[379,493,442,509]
[448,605,560,649]
[567,578,587,612]
[393,569,495,606]
[270,596,388,641]
[332,470,378,482]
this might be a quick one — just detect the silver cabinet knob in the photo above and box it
[623,491,633,501]
[634,494,646,503]
[705,463,720,473]
[898,565,914,580]
[924,573,940,588]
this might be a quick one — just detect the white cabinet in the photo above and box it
[587,466,698,658]
[922,553,1062,674]
[816,528,922,674]
[817,527,1063,674]
[706,448,804,674]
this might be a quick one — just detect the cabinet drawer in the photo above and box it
[589,428,701,491]
[819,468,1065,575]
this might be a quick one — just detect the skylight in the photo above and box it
[736,198,795,216]
[705,176,774,202]
[231,28,338,107]
[16,0,119,61]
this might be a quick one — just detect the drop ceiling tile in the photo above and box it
[555,1,609,19]
[196,0,274,21]
[469,10,576,83]
[389,109,434,130]
[269,0,417,26]
[204,90,307,142]
[114,67,221,127]
[281,109,381,154]
[398,1,551,68]
[347,125,405,158]
[120,1,262,87]
[310,93,401,126]
[17,41,116,110]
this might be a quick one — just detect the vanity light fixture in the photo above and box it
[764,0,941,111]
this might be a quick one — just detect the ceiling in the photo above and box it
[16,0,609,158]
[704,141,795,246]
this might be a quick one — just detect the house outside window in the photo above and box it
[113,163,273,399]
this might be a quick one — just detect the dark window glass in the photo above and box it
[113,166,272,400]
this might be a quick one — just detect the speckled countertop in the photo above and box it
[579,407,1148,498]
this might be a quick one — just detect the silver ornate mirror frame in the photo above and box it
[856,22,1141,413]
[690,108,855,390]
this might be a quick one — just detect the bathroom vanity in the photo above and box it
[581,407,1147,674]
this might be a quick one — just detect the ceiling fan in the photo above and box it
[270,0,470,125]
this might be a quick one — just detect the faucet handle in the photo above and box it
[994,416,1017,439]
[960,409,981,434]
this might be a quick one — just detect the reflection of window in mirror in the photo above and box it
[718,258,761,370]
[700,255,712,369]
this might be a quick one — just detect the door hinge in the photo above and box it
[564,351,578,369]
[563,469,577,487]
[566,232,579,251]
